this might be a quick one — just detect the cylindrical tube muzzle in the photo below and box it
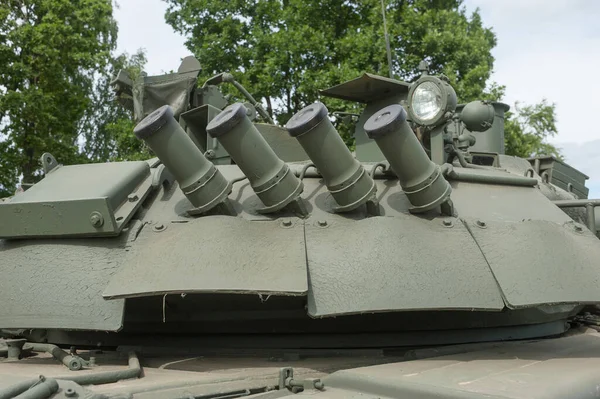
[206,103,303,213]
[364,104,451,213]
[285,102,376,212]
[133,105,232,213]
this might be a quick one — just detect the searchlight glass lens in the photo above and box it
[412,81,443,121]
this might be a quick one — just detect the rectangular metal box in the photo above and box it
[528,155,589,199]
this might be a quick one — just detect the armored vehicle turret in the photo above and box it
[2,56,600,399]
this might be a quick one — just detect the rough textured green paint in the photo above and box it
[103,216,308,299]
[305,215,504,317]
[468,218,600,308]
[0,231,131,330]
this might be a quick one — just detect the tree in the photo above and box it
[391,1,496,102]
[82,49,150,162]
[481,84,561,158]
[504,100,560,159]
[0,0,117,196]
[164,0,562,159]
[163,0,495,122]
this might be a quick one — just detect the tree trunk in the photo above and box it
[266,96,273,119]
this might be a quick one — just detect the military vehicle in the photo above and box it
[2,55,600,399]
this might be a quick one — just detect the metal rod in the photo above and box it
[454,149,487,170]
[229,80,274,124]
[56,351,140,386]
[0,376,58,399]
[586,203,596,232]
[0,381,32,399]
[297,163,316,180]
[0,352,140,399]
[444,167,538,187]
[553,199,600,208]
[13,377,58,399]
[291,164,397,180]
[29,343,83,371]
[541,171,550,183]
[230,175,248,185]
[380,0,394,78]
[370,162,388,177]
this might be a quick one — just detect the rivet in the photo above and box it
[153,223,166,232]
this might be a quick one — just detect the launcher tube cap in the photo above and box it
[285,102,329,137]
[364,104,408,139]
[206,103,248,137]
[133,105,174,139]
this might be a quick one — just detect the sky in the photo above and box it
[462,0,600,196]
[114,0,600,197]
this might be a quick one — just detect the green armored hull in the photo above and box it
[1,56,600,399]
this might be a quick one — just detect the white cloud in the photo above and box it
[464,0,600,197]
[113,0,190,75]
[464,0,600,144]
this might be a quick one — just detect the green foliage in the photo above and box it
[0,0,118,196]
[481,83,561,158]
[504,100,561,159]
[82,49,151,162]
[163,0,495,124]
[392,1,496,102]
[163,0,562,160]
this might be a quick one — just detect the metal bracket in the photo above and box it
[40,153,60,175]
[243,102,257,121]
[278,367,324,393]
[69,347,96,369]
[440,199,455,217]
[151,164,175,189]
[3,338,26,360]
[366,197,381,216]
